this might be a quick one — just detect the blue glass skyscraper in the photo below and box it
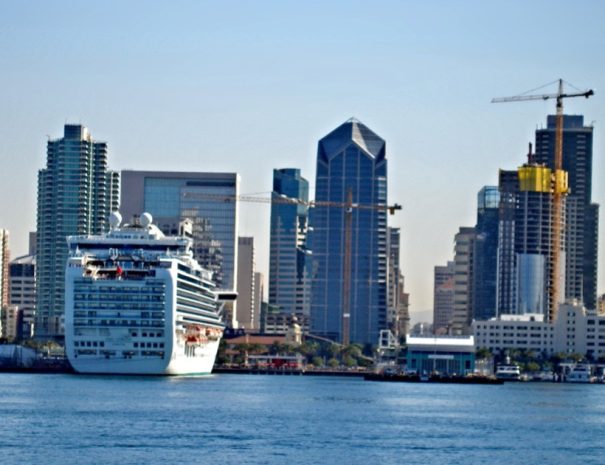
[472,186,499,321]
[311,119,388,345]
[269,169,311,316]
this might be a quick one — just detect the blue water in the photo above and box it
[1,374,604,465]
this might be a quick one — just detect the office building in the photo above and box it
[0,230,8,338]
[236,237,256,330]
[433,261,455,334]
[496,169,519,315]
[120,170,240,326]
[253,272,264,331]
[310,118,388,345]
[0,230,8,309]
[451,227,476,335]
[535,115,599,310]
[9,254,36,338]
[36,124,119,337]
[387,227,409,338]
[472,186,499,321]
[268,168,311,316]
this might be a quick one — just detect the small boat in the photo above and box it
[567,364,595,383]
[495,364,522,381]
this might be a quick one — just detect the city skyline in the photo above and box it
[1,1,604,319]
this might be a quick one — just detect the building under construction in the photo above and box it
[496,157,568,321]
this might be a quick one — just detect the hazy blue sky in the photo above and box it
[1,1,604,319]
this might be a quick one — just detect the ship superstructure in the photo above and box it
[65,212,224,375]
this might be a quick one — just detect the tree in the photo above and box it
[311,356,324,368]
[328,358,339,368]
[475,347,492,360]
[524,362,540,373]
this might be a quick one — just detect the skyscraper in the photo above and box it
[36,125,119,338]
[535,115,598,310]
[472,186,499,321]
[311,118,388,345]
[120,170,240,326]
[433,261,454,334]
[268,168,311,316]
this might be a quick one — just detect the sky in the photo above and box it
[1,1,604,321]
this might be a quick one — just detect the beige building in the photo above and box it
[473,301,605,358]
[236,237,256,330]
[452,227,476,335]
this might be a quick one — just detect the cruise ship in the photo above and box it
[64,212,224,375]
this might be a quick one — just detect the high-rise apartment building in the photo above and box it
[268,168,311,316]
[311,118,388,344]
[535,115,598,310]
[433,261,454,334]
[120,170,240,326]
[236,237,256,330]
[451,227,476,335]
[36,125,119,338]
[472,187,499,321]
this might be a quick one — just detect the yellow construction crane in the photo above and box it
[182,191,402,345]
[492,79,594,323]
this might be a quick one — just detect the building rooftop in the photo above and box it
[406,335,475,348]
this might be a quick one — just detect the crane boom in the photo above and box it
[182,190,401,344]
[491,89,593,103]
[492,79,594,324]
[182,191,402,214]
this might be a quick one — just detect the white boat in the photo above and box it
[495,364,522,381]
[65,212,224,375]
[566,364,595,383]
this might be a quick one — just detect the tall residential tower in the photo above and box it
[35,125,119,338]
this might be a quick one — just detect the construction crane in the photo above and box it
[182,191,402,345]
[492,79,594,323]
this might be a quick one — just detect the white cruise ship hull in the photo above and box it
[69,337,221,376]
[64,219,225,377]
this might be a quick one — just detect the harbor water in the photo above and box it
[1,373,604,465]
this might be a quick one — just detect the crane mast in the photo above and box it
[492,79,594,323]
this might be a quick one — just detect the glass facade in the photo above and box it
[472,186,499,321]
[311,119,388,344]
[269,169,311,316]
[120,171,239,294]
